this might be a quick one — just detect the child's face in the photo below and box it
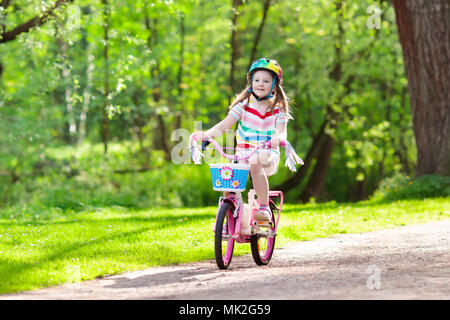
[252,70,274,98]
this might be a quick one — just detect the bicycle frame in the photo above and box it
[192,135,284,243]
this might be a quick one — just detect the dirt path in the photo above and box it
[2,219,450,300]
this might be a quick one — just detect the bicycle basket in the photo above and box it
[209,163,250,192]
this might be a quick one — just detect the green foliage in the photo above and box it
[2,141,218,211]
[0,0,440,207]
[372,173,450,201]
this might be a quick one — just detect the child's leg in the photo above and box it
[249,151,275,206]
[250,165,269,206]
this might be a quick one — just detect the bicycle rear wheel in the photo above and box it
[215,202,235,269]
[250,207,276,266]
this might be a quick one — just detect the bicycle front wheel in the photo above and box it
[215,202,235,270]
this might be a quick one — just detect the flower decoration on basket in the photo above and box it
[209,162,250,192]
[220,166,234,180]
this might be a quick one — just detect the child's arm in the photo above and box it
[196,114,238,141]
[270,122,287,149]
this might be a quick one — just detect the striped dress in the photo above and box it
[228,97,288,157]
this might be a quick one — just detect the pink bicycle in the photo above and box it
[190,133,303,269]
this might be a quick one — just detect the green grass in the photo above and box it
[0,197,449,294]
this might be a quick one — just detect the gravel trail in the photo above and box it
[2,219,450,300]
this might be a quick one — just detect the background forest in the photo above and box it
[0,0,448,212]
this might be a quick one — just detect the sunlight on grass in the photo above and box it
[0,197,449,294]
[277,198,450,245]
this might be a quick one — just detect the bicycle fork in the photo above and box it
[213,192,242,239]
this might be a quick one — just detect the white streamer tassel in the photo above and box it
[284,141,304,172]
[189,133,204,165]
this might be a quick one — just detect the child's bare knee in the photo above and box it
[250,152,270,167]
[250,163,263,175]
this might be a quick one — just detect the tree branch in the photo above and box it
[0,0,74,44]
[248,0,271,66]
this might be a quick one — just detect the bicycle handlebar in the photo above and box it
[201,140,211,151]
[190,132,303,171]
[191,132,287,162]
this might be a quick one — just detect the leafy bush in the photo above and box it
[1,140,222,211]
[3,162,219,212]
[372,172,450,201]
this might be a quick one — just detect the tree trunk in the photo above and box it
[131,88,150,167]
[55,16,76,144]
[299,0,344,202]
[101,0,110,155]
[79,49,94,144]
[144,11,171,160]
[350,175,367,202]
[230,0,244,99]
[248,0,272,68]
[300,131,336,202]
[299,112,336,202]
[273,119,328,192]
[57,31,77,143]
[0,165,19,208]
[397,87,412,175]
[174,14,185,131]
[79,5,94,144]
[392,0,450,176]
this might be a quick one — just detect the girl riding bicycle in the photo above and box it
[195,58,293,222]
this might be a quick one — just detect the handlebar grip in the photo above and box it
[266,140,287,149]
[201,140,211,151]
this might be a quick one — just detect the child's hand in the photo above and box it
[270,136,280,149]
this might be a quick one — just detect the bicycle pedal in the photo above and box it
[254,221,273,227]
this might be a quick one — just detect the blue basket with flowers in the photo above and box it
[209,163,250,192]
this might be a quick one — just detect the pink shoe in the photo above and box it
[253,205,272,221]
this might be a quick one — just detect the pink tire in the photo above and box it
[214,203,235,269]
